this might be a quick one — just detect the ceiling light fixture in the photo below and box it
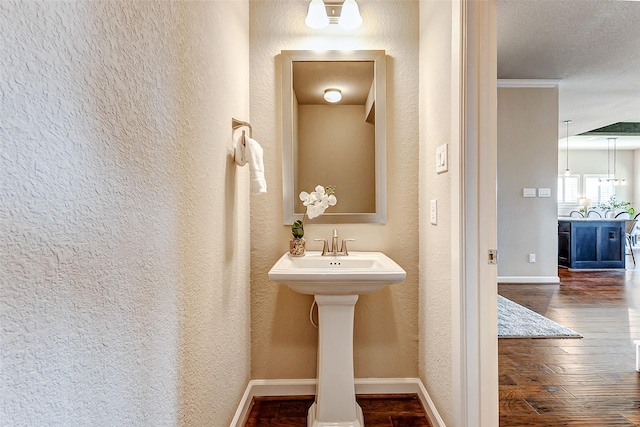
[338,0,363,29]
[305,0,330,29]
[563,120,571,177]
[324,88,342,103]
[305,0,363,29]
[600,137,627,186]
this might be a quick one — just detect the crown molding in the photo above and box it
[497,79,561,88]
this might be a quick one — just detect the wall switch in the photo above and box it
[436,143,448,173]
[430,199,437,225]
[529,254,536,263]
[538,188,551,198]
[523,188,536,198]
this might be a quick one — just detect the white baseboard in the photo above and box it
[498,275,560,284]
[230,378,445,427]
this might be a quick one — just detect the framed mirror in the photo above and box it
[281,50,387,224]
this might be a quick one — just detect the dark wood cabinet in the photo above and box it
[558,219,626,269]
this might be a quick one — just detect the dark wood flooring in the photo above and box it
[245,394,431,427]
[499,266,640,426]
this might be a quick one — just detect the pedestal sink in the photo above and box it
[268,251,406,427]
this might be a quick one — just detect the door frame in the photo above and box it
[451,1,498,426]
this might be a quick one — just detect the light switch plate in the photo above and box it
[538,188,551,198]
[430,199,437,225]
[523,188,536,198]
[436,143,448,173]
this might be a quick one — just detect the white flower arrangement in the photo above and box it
[291,185,337,239]
[299,185,337,219]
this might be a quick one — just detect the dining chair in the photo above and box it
[625,220,637,266]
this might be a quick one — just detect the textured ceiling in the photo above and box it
[497,0,640,148]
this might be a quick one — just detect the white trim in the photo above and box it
[497,79,561,88]
[450,1,465,425]
[498,276,560,284]
[229,380,256,427]
[229,378,445,427]
[414,379,447,427]
[452,1,499,426]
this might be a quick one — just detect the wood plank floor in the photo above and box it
[245,394,431,426]
[499,266,640,426]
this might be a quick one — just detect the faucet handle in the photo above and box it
[340,238,356,255]
[314,238,329,256]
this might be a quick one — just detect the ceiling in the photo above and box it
[497,0,640,150]
[292,61,373,105]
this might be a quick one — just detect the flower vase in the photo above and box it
[289,237,306,256]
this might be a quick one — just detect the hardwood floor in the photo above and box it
[245,394,431,426]
[499,264,640,426]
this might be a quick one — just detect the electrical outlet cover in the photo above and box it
[430,199,437,225]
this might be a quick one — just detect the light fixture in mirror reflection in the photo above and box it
[281,50,387,224]
[323,88,342,103]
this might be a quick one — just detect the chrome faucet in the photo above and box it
[314,229,356,256]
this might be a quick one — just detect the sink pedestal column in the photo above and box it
[309,294,363,427]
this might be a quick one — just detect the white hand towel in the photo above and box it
[245,136,267,193]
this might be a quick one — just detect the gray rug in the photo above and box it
[498,295,581,339]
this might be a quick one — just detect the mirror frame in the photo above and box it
[281,50,387,224]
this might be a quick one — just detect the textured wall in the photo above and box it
[418,1,454,424]
[0,2,250,426]
[250,0,420,379]
[497,87,559,279]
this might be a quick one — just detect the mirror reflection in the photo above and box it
[294,61,375,214]
[282,50,387,224]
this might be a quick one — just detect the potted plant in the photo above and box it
[597,195,634,217]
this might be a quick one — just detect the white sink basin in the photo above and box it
[268,251,406,295]
[268,250,406,426]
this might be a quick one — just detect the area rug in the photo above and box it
[498,295,582,339]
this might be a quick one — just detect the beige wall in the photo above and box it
[1,2,250,426]
[250,1,419,379]
[297,105,375,213]
[497,86,559,279]
[418,0,454,424]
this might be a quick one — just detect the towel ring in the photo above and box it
[232,118,253,138]
[232,118,252,166]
